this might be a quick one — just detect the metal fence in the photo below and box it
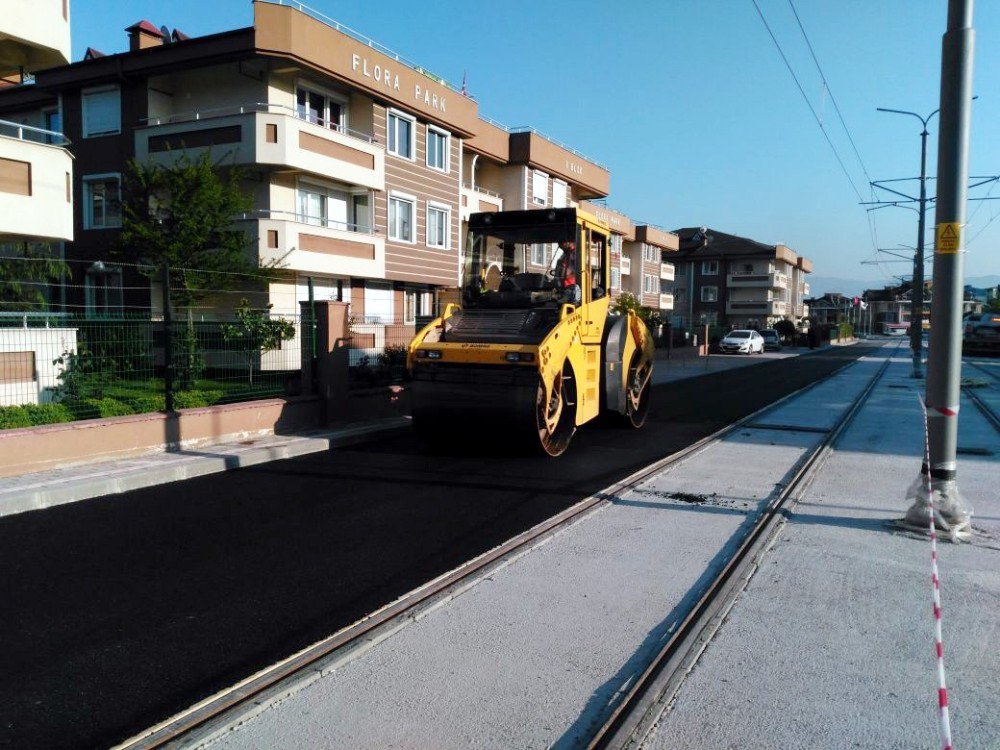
[347,314,420,388]
[0,311,303,429]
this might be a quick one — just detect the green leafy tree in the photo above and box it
[774,318,796,343]
[117,152,274,387]
[221,299,296,386]
[0,242,68,312]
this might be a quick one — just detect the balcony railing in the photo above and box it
[140,102,377,145]
[0,118,70,147]
[660,263,675,281]
[621,257,631,275]
[461,182,503,199]
[659,293,674,310]
[236,209,378,235]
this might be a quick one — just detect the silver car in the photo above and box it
[719,329,764,354]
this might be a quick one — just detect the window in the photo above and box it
[643,243,659,263]
[609,234,622,254]
[426,126,449,172]
[82,86,120,138]
[532,170,548,205]
[296,181,360,230]
[742,263,754,274]
[674,288,686,302]
[85,262,123,317]
[43,108,62,144]
[83,175,121,229]
[643,274,657,294]
[552,179,567,208]
[611,267,620,290]
[530,243,547,266]
[701,260,719,275]
[701,286,718,303]
[404,290,417,324]
[389,193,415,242]
[387,110,415,159]
[296,86,348,131]
[426,203,450,249]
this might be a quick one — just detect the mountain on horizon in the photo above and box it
[808,274,1000,298]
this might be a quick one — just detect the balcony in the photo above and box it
[802,282,811,296]
[659,293,674,311]
[0,0,70,72]
[621,257,631,275]
[726,300,787,316]
[727,272,788,289]
[461,183,503,221]
[241,210,385,279]
[135,103,384,190]
[660,262,675,281]
[0,120,73,242]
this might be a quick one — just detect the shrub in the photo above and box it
[0,402,75,429]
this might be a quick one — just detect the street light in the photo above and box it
[876,106,938,378]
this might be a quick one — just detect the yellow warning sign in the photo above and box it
[936,223,962,254]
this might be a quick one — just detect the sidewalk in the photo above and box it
[197,343,998,749]
[653,343,815,384]
[0,417,409,518]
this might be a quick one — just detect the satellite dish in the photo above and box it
[160,25,172,43]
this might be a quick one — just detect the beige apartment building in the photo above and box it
[670,227,812,330]
[0,0,74,294]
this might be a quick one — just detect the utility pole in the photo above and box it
[905,0,974,535]
[875,108,937,378]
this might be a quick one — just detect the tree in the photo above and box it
[118,152,274,388]
[0,242,68,312]
[118,151,262,307]
[221,299,296,386]
[774,318,796,344]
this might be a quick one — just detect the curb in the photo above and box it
[0,418,410,519]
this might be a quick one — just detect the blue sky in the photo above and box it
[70,1,1000,292]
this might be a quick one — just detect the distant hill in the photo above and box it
[966,275,1000,288]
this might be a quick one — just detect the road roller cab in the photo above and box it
[408,207,653,456]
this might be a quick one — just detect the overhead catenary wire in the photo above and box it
[750,0,867,205]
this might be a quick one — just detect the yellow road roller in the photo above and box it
[407,207,654,456]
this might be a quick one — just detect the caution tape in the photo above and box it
[918,395,955,750]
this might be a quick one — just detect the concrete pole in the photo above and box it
[906,0,974,532]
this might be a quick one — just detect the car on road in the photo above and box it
[719,329,764,355]
[760,329,782,351]
[964,312,1000,340]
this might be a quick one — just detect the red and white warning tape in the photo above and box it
[919,395,954,750]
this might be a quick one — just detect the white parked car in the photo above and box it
[719,329,764,354]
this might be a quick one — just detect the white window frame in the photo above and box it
[388,191,416,243]
[610,267,620,290]
[295,82,349,132]
[701,260,719,275]
[82,85,121,138]
[552,179,568,208]
[530,243,547,266]
[643,273,657,294]
[425,201,451,250]
[82,173,122,229]
[425,125,450,173]
[701,286,718,303]
[404,289,417,324]
[532,170,548,205]
[387,108,416,161]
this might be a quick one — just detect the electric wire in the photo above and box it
[750,0,866,204]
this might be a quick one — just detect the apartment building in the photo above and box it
[670,227,812,329]
[0,3,474,322]
[624,225,678,313]
[0,0,74,308]
[462,122,610,275]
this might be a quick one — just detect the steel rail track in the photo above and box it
[961,359,1000,433]
[585,343,900,750]
[114,345,885,750]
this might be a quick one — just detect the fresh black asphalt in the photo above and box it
[0,344,877,749]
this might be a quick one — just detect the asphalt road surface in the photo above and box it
[0,343,877,750]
